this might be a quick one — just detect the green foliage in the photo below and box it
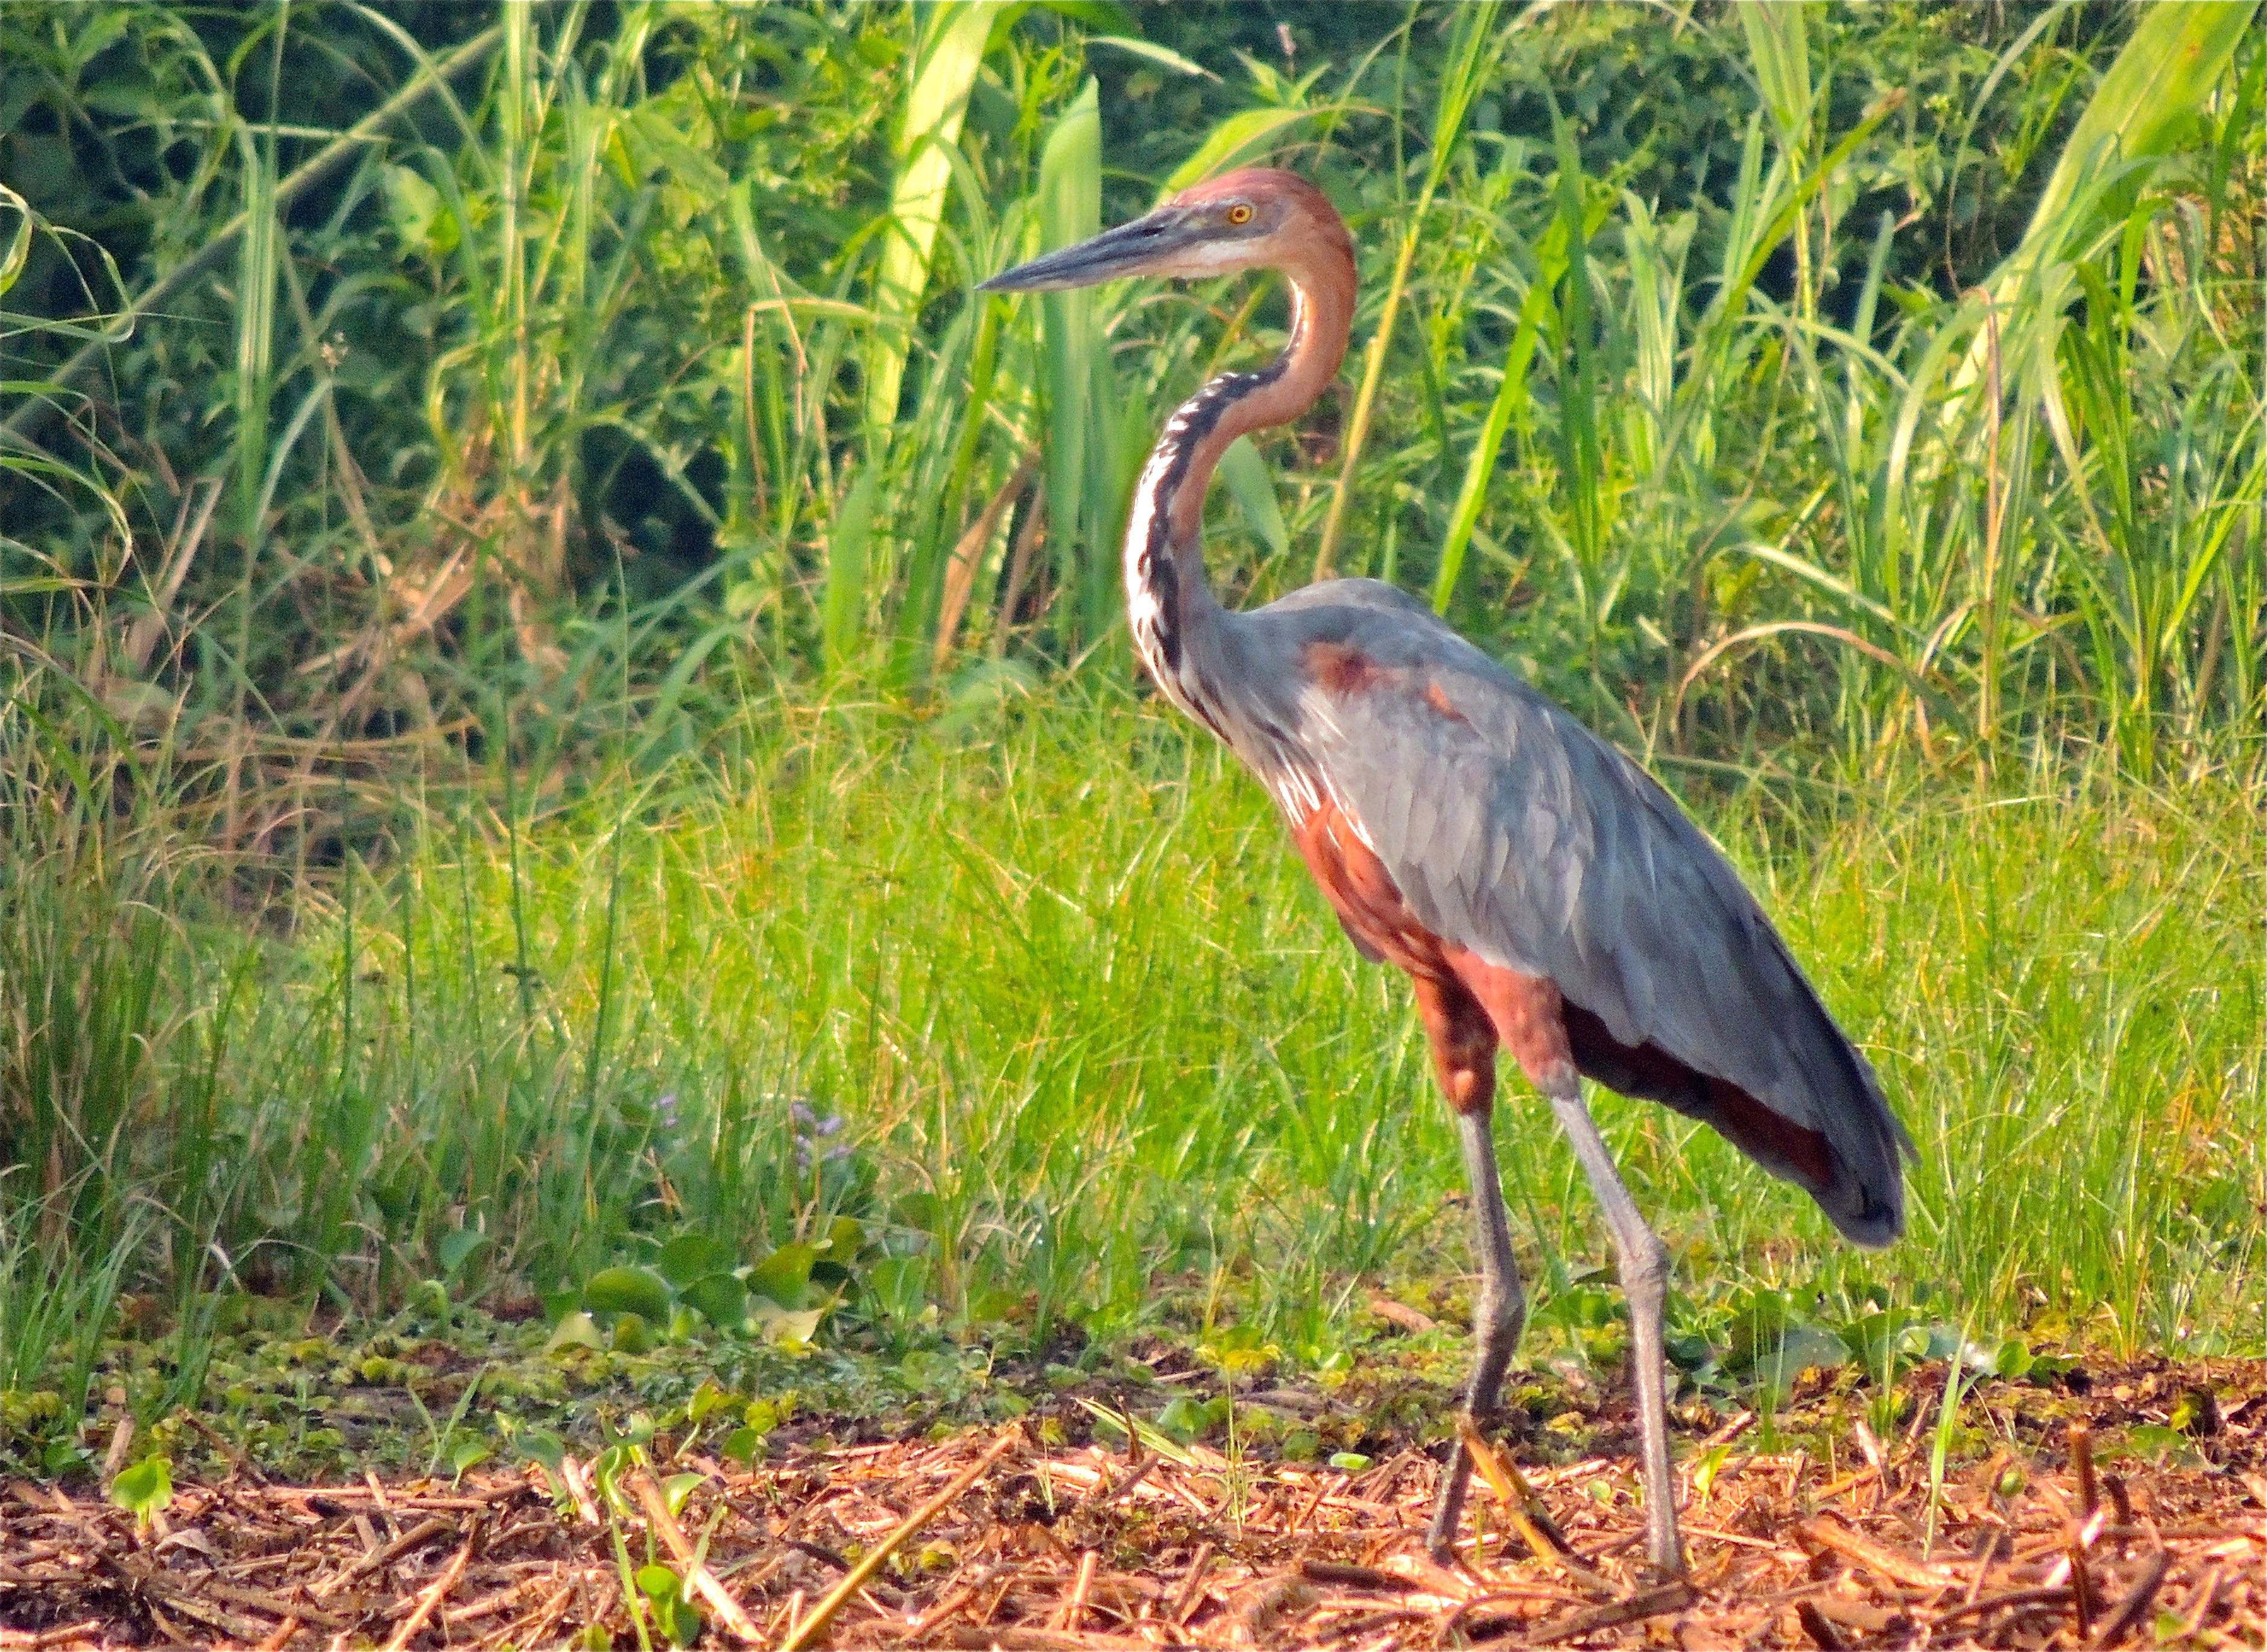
[0,684,2256,1463]
[0,1,2259,1471]
[109,1453,173,1524]
[3,2,2257,824]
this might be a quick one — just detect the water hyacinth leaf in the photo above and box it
[436,1228,485,1277]
[545,1311,603,1352]
[748,1243,818,1308]
[663,1473,706,1518]
[655,1234,733,1288]
[1745,1322,1852,1393]
[680,1272,747,1328]
[581,1265,672,1320]
[824,1215,865,1257]
[610,1312,656,1354]
[753,1303,827,1345]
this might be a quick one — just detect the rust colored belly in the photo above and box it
[1287,796,1838,1189]
[1289,798,1575,1097]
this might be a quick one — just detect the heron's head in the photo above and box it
[979,167,1348,293]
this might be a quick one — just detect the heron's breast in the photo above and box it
[1286,796,1577,1093]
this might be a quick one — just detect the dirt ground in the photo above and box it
[2,1358,2260,1650]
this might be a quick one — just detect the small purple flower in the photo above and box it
[788,1099,850,1170]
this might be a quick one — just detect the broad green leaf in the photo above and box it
[0,184,33,297]
[545,1311,603,1353]
[680,1272,748,1328]
[437,1228,485,1277]
[1955,0,2256,393]
[1740,2,1816,150]
[655,1234,733,1288]
[381,163,456,259]
[748,1243,818,1308]
[2014,1,2254,263]
[1034,78,1114,643]
[1162,107,1321,195]
[582,1266,672,1320]
[866,1,995,429]
[1086,36,1218,81]
[110,1455,173,1523]
[763,1306,827,1345]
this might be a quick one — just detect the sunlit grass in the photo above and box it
[21,684,2241,1384]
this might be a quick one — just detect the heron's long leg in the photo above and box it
[1546,1080,1686,1577]
[1425,1102,1526,1560]
[1409,975,1525,1562]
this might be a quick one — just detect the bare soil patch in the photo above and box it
[3,1359,2259,1648]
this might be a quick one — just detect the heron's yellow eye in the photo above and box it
[1227,204,1253,225]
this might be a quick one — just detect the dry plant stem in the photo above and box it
[1797,1512,1959,1592]
[0,1622,104,1650]
[1794,1598,1848,1650]
[1169,1540,1216,1625]
[934,452,1037,669]
[2069,1534,2099,1638]
[1058,1548,1098,1630]
[2072,1420,2099,1518]
[631,1470,765,1644]
[778,1430,1018,1652]
[1455,1417,1607,1592]
[2090,1547,2171,1649]
[1523,1580,1695,1647]
[380,1527,473,1652]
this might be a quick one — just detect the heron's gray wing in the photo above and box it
[1287,618,1910,1245]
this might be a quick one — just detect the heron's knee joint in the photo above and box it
[1620,1236,1670,1297]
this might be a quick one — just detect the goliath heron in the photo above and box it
[980,168,1911,1575]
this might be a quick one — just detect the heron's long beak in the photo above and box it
[978,208,1201,292]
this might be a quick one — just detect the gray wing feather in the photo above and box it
[1250,590,1911,1242]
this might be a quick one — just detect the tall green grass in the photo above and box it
[4,684,2255,1395]
[1,1,2259,1452]
[6,4,2257,815]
